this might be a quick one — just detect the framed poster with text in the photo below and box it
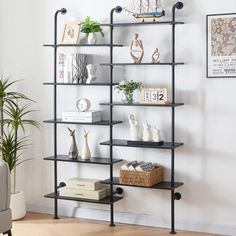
[206,13,236,78]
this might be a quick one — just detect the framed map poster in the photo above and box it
[206,13,236,78]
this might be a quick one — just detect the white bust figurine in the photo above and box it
[128,114,141,141]
[86,64,97,84]
[153,126,161,142]
[142,121,152,142]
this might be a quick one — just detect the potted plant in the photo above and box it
[80,16,104,44]
[115,80,143,103]
[0,77,40,220]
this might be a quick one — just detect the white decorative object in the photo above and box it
[88,33,97,44]
[10,190,26,220]
[153,126,161,142]
[128,114,141,141]
[151,48,160,63]
[121,91,129,103]
[76,99,91,112]
[82,129,91,160]
[62,110,101,123]
[86,64,97,84]
[140,88,168,104]
[68,128,79,159]
[142,121,152,141]
[129,34,144,63]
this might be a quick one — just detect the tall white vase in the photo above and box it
[10,190,26,220]
[88,33,97,44]
[82,129,91,160]
[142,121,152,141]
[128,114,141,141]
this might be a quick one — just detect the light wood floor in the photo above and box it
[12,213,219,236]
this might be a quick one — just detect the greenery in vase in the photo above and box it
[115,80,143,103]
[0,77,40,193]
[80,16,104,37]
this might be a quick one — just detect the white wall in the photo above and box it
[0,0,236,235]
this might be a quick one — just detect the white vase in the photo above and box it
[88,33,97,44]
[81,130,91,160]
[10,190,26,220]
[142,121,152,142]
[128,114,141,141]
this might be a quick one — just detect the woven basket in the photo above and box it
[119,166,163,187]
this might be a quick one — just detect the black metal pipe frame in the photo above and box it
[53,8,67,220]
[170,2,183,234]
[109,6,122,227]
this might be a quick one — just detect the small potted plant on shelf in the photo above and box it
[0,77,40,220]
[115,80,143,103]
[80,16,104,44]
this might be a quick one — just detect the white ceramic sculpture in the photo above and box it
[86,64,97,84]
[128,114,141,141]
[142,121,152,141]
[153,126,161,142]
[82,129,91,160]
[68,128,78,159]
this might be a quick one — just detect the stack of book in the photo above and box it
[62,110,102,123]
[59,178,109,200]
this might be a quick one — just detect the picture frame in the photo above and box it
[61,22,81,44]
[206,13,236,78]
[140,88,168,104]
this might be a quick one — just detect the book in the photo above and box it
[62,116,101,123]
[62,110,101,118]
[66,178,103,190]
[58,53,65,83]
[59,186,109,200]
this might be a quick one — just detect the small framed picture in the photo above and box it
[140,88,168,104]
[61,22,80,44]
[206,13,236,78]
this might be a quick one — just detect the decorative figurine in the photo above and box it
[86,64,97,84]
[153,126,161,142]
[128,114,141,141]
[129,34,144,63]
[71,54,88,84]
[68,128,78,159]
[142,121,152,141]
[76,98,91,112]
[125,0,165,22]
[81,129,91,160]
[151,48,160,63]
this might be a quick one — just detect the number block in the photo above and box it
[140,88,168,104]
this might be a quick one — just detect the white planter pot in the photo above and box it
[10,190,26,220]
[88,33,97,44]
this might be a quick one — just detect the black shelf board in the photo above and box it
[100,102,184,107]
[100,139,184,149]
[102,21,184,27]
[43,44,123,48]
[43,82,119,86]
[44,155,123,165]
[100,62,184,66]
[102,177,184,190]
[44,192,123,204]
[43,119,122,126]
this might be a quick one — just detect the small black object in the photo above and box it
[115,6,122,13]
[57,182,66,189]
[61,8,67,14]
[127,140,164,146]
[114,187,123,195]
[174,192,182,200]
[176,2,184,9]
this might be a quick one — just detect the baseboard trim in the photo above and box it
[26,204,235,235]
